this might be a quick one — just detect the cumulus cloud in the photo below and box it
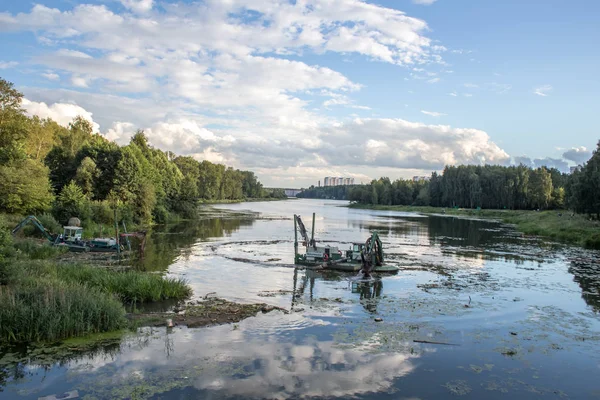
[0,61,18,69]
[2,1,521,186]
[21,98,100,132]
[513,156,533,167]
[42,72,60,81]
[562,147,592,165]
[534,85,553,97]
[421,110,446,117]
[319,118,510,169]
[533,157,569,172]
[413,0,438,4]
[121,0,153,13]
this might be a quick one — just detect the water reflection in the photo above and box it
[134,217,255,272]
[2,199,600,399]
[569,261,600,312]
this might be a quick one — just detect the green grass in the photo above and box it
[55,264,192,303]
[0,260,192,343]
[0,279,126,343]
[349,203,600,249]
[13,239,68,259]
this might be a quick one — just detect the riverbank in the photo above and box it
[348,203,600,249]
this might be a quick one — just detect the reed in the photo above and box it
[55,264,192,303]
[0,280,126,343]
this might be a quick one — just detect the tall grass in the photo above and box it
[13,239,68,260]
[55,264,192,303]
[0,280,126,343]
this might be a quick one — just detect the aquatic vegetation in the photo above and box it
[55,264,192,303]
[0,260,191,343]
[0,280,126,343]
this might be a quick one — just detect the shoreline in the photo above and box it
[348,203,600,249]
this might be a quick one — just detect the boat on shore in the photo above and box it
[293,213,399,274]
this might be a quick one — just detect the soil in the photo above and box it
[127,297,288,329]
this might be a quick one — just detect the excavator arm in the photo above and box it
[360,231,383,276]
[11,216,57,243]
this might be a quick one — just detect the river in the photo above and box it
[1,199,599,399]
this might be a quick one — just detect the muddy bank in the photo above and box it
[128,297,287,329]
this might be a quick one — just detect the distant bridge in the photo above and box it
[284,188,303,197]
[267,188,303,197]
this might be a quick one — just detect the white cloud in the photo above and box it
[71,76,89,88]
[121,0,153,13]
[562,146,592,165]
[463,83,478,88]
[448,92,457,97]
[21,98,100,132]
[464,93,473,97]
[2,1,518,186]
[412,0,438,4]
[0,61,18,69]
[421,110,446,117]
[534,84,553,97]
[42,72,60,81]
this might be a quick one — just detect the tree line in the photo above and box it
[301,144,600,218]
[0,78,285,226]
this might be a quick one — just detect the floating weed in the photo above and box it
[444,380,472,395]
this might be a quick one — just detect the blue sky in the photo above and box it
[0,0,598,186]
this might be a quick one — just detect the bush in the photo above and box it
[37,213,62,234]
[90,201,114,225]
[53,181,91,224]
[0,280,126,343]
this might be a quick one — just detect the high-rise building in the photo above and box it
[350,178,355,185]
[318,180,321,187]
[324,177,330,186]
[337,177,343,185]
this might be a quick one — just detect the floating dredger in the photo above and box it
[293,213,399,274]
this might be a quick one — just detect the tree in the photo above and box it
[53,181,90,224]
[572,141,600,218]
[75,157,99,198]
[528,168,553,209]
[0,159,54,214]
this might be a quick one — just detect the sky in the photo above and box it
[0,0,598,187]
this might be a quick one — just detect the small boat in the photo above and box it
[293,213,398,274]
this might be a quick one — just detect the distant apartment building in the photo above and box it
[322,176,356,186]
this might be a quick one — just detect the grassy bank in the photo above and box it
[0,261,191,343]
[349,203,600,249]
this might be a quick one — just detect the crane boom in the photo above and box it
[11,216,57,243]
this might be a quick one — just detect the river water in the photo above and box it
[2,199,599,399]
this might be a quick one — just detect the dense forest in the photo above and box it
[0,78,285,226]
[300,146,600,217]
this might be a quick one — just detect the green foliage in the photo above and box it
[13,240,68,260]
[297,185,349,200]
[53,181,90,224]
[345,165,577,211]
[75,156,99,197]
[0,159,54,214]
[569,141,600,218]
[0,279,126,343]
